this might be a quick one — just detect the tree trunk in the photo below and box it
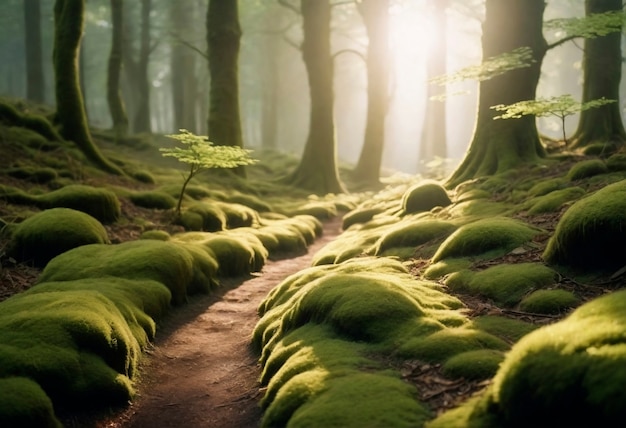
[284,0,345,195]
[206,0,246,177]
[446,0,546,188]
[171,0,198,132]
[53,0,123,175]
[352,0,390,186]
[24,0,45,103]
[133,0,152,134]
[419,0,448,170]
[260,5,281,150]
[570,0,626,149]
[107,0,129,142]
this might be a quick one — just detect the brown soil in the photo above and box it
[68,217,344,428]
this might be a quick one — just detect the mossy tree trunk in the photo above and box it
[206,0,246,177]
[171,0,198,132]
[446,0,546,188]
[107,0,129,142]
[24,0,45,103]
[570,0,626,149]
[53,0,123,175]
[134,0,152,134]
[419,0,448,171]
[284,0,345,195]
[352,0,390,186]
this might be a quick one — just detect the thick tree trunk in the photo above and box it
[171,0,198,132]
[53,0,123,175]
[107,0,129,142]
[133,0,152,133]
[206,0,246,177]
[352,0,390,185]
[446,0,546,188]
[570,0,626,149]
[419,0,448,170]
[285,0,345,195]
[260,6,281,150]
[24,0,45,103]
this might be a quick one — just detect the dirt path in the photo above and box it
[96,217,343,428]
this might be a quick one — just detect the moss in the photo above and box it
[582,142,618,157]
[342,206,386,230]
[455,188,491,203]
[567,159,608,181]
[139,230,171,241]
[423,258,472,280]
[442,349,505,380]
[373,219,456,256]
[527,177,567,197]
[433,218,542,263]
[38,239,218,305]
[444,199,512,218]
[128,191,176,210]
[519,289,579,314]
[214,201,259,228]
[543,180,626,271]
[0,377,62,428]
[471,316,537,343]
[606,153,626,171]
[290,201,338,220]
[9,208,109,267]
[182,202,227,232]
[525,187,585,215]
[398,327,509,362]
[227,193,272,212]
[7,166,58,184]
[36,185,121,223]
[473,289,626,427]
[130,169,155,184]
[402,181,452,214]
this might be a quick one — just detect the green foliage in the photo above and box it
[519,289,579,314]
[492,95,616,145]
[9,208,109,267]
[430,47,534,85]
[0,377,61,428]
[159,129,257,216]
[545,10,625,38]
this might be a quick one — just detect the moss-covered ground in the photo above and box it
[2,97,626,426]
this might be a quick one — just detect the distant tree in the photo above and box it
[419,0,449,172]
[283,0,345,194]
[206,0,247,177]
[446,0,547,187]
[107,0,128,142]
[53,0,123,175]
[569,0,626,149]
[351,0,390,186]
[24,0,45,102]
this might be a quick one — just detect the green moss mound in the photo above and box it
[227,193,272,212]
[471,316,537,343]
[519,289,579,314]
[130,170,155,184]
[466,289,626,427]
[215,201,260,228]
[139,230,170,241]
[38,239,218,305]
[342,206,386,230]
[402,181,452,214]
[37,185,121,223]
[433,217,542,262]
[525,187,585,215]
[373,219,456,256]
[181,202,227,232]
[442,349,505,380]
[128,191,176,209]
[606,153,626,171]
[527,177,566,196]
[567,159,608,181]
[423,258,472,280]
[543,179,626,271]
[0,377,61,428]
[9,208,109,267]
[7,166,58,183]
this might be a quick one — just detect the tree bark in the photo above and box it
[570,0,626,149]
[446,0,546,188]
[419,0,448,170]
[206,0,246,177]
[352,0,390,186]
[171,0,198,132]
[284,0,345,195]
[53,0,123,175]
[107,0,129,142]
[24,0,45,103]
[133,0,152,133]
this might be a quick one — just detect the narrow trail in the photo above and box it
[99,217,343,428]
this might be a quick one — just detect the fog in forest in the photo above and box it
[1,0,616,175]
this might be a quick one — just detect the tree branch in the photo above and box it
[331,48,366,62]
[171,33,209,61]
[547,34,581,51]
[277,0,299,14]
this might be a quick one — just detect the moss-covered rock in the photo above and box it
[373,219,456,256]
[181,202,227,232]
[9,208,109,267]
[37,185,121,223]
[130,169,155,184]
[215,201,259,228]
[567,159,608,181]
[527,177,567,197]
[227,193,273,212]
[525,187,585,215]
[402,181,451,214]
[442,349,505,380]
[471,316,537,343]
[543,179,626,271]
[342,206,386,230]
[519,289,579,314]
[6,166,58,183]
[432,217,542,262]
[139,230,171,241]
[128,191,176,209]
[606,153,626,171]
[0,377,61,428]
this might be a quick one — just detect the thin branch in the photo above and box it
[331,48,367,62]
[277,0,299,14]
[282,35,301,51]
[170,32,209,60]
[547,34,580,51]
